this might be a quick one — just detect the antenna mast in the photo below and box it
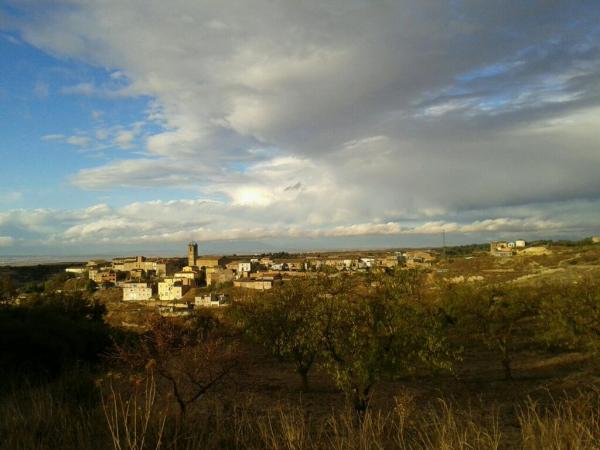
[442,230,446,260]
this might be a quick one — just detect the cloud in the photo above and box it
[5,1,600,250]
[113,130,136,149]
[41,134,65,141]
[61,82,96,96]
[61,82,130,98]
[112,122,144,149]
[0,236,14,247]
[66,135,92,147]
[284,182,302,192]
[95,128,109,140]
[0,196,598,253]
[0,191,23,204]
[71,158,215,190]
[42,133,92,147]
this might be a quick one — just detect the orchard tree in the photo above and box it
[322,270,453,417]
[443,283,537,380]
[44,272,74,292]
[540,277,600,357]
[235,276,329,391]
[114,313,237,416]
[0,274,15,302]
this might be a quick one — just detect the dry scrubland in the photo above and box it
[1,244,600,449]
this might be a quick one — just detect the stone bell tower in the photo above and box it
[187,241,198,267]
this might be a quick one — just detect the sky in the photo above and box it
[1,0,600,258]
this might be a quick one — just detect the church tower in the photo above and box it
[188,241,198,267]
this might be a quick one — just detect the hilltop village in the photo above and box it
[62,242,442,316]
[55,238,582,319]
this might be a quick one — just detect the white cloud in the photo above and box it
[113,129,136,149]
[5,1,600,250]
[0,191,23,204]
[0,236,14,247]
[95,128,109,140]
[41,134,65,141]
[61,82,130,98]
[66,135,92,147]
[1,196,597,252]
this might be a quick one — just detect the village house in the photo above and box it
[194,293,229,308]
[157,302,193,317]
[404,251,436,267]
[238,261,255,273]
[360,257,375,268]
[113,256,178,277]
[324,258,354,271]
[234,278,279,290]
[304,258,323,271]
[88,268,117,285]
[173,266,200,286]
[259,257,274,268]
[205,268,235,285]
[128,268,145,281]
[490,241,514,257]
[376,255,401,268]
[277,259,305,271]
[195,256,228,269]
[87,259,109,268]
[158,278,189,301]
[122,282,154,301]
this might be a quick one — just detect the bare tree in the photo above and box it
[112,313,237,417]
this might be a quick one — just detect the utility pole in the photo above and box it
[442,230,446,261]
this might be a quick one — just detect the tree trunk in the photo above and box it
[352,386,371,424]
[298,367,310,392]
[501,357,513,380]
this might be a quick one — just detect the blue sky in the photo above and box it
[1,1,600,258]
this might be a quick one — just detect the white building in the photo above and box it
[194,293,229,308]
[233,279,276,290]
[515,239,526,248]
[238,262,253,273]
[158,278,189,301]
[174,269,199,286]
[157,303,193,317]
[360,258,375,268]
[122,282,153,301]
[65,266,86,274]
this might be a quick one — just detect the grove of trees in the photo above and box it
[4,263,600,431]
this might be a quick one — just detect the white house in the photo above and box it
[238,262,253,273]
[158,278,189,301]
[122,282,153,301]
[194,293,229,307]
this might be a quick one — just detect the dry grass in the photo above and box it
[2,375,600,449]
[0,375,106,450]
[519,389,600,450]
